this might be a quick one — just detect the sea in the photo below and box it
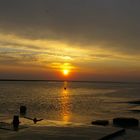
[0,81,140,125]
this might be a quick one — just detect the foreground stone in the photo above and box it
[113,117,139,127]
[91,120,109,126]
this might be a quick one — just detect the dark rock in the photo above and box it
[91,120,109,126]
[12,115,20,131]
[20,106,27,116]
[113,117,139,127]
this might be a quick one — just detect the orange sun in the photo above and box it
[63,69,69,76]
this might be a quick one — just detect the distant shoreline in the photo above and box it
[0,79,139,84]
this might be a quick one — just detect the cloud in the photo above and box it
[0,0,140,81]
[0,32,139,71]
[0,0,139,55]
[0,33,86,69]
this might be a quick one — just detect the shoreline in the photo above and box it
[0,118,140,140]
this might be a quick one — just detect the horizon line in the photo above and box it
[0,79,139,84]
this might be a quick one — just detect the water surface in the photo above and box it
[0,81,140,124]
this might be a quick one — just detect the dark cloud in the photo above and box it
[0,0,140,54]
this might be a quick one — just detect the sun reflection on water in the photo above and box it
[60,82,71,122]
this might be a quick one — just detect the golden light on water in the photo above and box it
[60,82,71,122]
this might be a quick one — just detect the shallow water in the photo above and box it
[0,81,140,124]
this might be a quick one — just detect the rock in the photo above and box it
[20,106,27,116]
[12,115,20,131]
[113,117,139,127]
[91,120,109,126]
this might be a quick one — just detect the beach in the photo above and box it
[0,118,140,140]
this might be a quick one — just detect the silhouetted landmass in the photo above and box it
[130,110,140,113]
[128,100,140,105]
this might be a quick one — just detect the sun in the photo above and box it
[63,69,69,76]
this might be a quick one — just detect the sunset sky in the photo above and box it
[0,0,140,81]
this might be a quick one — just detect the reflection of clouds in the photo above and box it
[60,82,71,122]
